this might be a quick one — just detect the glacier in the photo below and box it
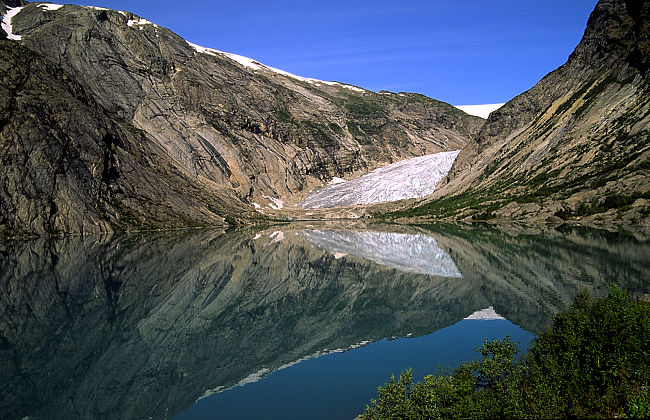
[300,150,460,209]
[300,229,463,277]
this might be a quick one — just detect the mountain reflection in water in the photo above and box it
[0,224,648,419]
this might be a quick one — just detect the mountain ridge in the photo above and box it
[0,1,482,235]
[388,0,650,226]
[2,0,648,234]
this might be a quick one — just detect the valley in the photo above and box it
[1,0,648,233]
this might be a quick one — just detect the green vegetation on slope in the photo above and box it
[363,287,650,419]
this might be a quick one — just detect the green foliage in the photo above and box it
[328,122,344,136]
[344,97,385,116]
[528,287,650,417]
[364,287,650,419]
[555,191,650,220]
[554,77,597,117]
[572,75,618,118]
[276,108,293,123]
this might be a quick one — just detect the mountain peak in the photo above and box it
[570,0,650,74]
[432,0,650,226]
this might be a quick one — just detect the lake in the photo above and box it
[1,223,648,419]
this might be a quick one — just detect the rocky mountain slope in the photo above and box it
[0,40,250,236]
[391,0,650,225]
[0,1,482,235]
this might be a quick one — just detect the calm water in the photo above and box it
[0,223,648,419]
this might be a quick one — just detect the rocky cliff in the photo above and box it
[395,0,650,225]
[0,40,254,236]
[0,2,482,235]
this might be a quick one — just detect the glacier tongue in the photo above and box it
[300,229,462,277]
[300,150,460,209]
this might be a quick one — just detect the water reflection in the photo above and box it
[300,229,462,277]
[0,224,647,419]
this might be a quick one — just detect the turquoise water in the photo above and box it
[0,224,647,419]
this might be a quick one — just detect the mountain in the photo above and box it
[391,0,650,226]
[0,2,482,236]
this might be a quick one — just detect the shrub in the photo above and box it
[363,287,650,419]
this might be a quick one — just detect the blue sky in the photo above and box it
[83,0,598,105]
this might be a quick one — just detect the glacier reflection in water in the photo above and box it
[300,229,463,277]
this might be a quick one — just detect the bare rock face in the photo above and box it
[0,0,26,13]
[0,2,482,234]
[0,40,250,236]
[420,0,650,225]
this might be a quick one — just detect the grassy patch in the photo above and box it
[276,108,293,123]
[555,191,650,219]
[344,97,385,116]
[328,122,344,136]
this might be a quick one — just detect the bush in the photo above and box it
[363,287,650,419]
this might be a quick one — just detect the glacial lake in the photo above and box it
[1,223,648,419]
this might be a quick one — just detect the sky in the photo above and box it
[80,0,599,106]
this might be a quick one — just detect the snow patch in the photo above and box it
[301,229,463,277]
[329,177,346,185]
[341,84,365,93]
[37,3,64,11]
[127,17,156,27]
[269,231,284,243]
[262,195,284,210]
[300,150,460,208]
[317,80,366,92]
[454,103,505,119]
[2,6,25,40]
[464,306,505,320]
[199,367,270,399]
[221,51,265,70]
[253,233,262,240]
[252,202,261,209]
[197,338,376,401]
[185,41,365,91]
[187,42,219,56]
